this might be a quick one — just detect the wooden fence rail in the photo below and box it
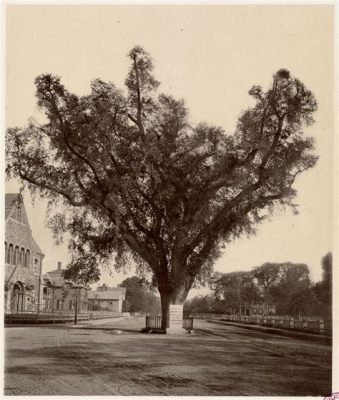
[186,313,332,336]
[5,310,123,324]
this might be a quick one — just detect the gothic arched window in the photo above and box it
[8,244,13,264]
[14,246,19,266]
[20,248,25,267]
[25,250,30,268]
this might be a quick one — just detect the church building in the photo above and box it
[5,193,44,313]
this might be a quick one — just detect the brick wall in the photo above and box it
[5,209,43,313]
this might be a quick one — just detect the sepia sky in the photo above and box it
[5,5,334,291]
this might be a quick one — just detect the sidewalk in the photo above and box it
[70,315,145,333]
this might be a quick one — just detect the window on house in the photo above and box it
[44,299,49,310]
[56,299,63,310]
[69,300,75,311]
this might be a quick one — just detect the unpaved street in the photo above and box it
[5,317,331,396]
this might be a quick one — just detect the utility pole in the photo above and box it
[51,286,55,314]
[36,257,42,319]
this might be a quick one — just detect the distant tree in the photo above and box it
[145,292,161,315]
[286,287,320,317]
[313,252,332,318]
[6,46,318,329]
[252,262,313,315]
[184,295,216,314]
[213,271,260,315]
[270,263,312,315]
[120,276,148,313]
[252,263,281,314]
[120,276,160,314]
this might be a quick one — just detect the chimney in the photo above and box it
[57,261,62,271]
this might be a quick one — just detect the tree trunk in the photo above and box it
[158,273,193,331]
[160,290,171,330]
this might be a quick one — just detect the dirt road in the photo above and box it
[5,317,331,396]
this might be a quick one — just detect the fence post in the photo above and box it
[290,318,294,329]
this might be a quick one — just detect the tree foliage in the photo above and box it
[120,276,160,314]
[213,271,260,314]
[252,262,312,315]
[186,257,331,318]
[313,252,332,317]
[183,294,217,314]
[6,46,318,328]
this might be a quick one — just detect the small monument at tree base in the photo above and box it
[167,304,185,334]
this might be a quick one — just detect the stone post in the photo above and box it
[167,304,185,334]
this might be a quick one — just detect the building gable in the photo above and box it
[5,193,43,255]
[6,193,30,226]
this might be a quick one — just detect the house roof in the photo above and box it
[43,269,87,288]
[88,288,126,300]
[43,272,65,287]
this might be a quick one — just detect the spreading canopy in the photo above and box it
[6,46,318,308]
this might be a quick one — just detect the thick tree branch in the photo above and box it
[18,168,87,207]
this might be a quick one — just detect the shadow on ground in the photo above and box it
[4,321,332,396]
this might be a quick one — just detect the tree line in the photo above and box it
[184,253,332,319]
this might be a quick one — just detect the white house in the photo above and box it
[87,284,126,313]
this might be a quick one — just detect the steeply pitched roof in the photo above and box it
[5,193,20,208]
[31,237,44,255]
[5,193,44,255]
[5,193,20,219]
